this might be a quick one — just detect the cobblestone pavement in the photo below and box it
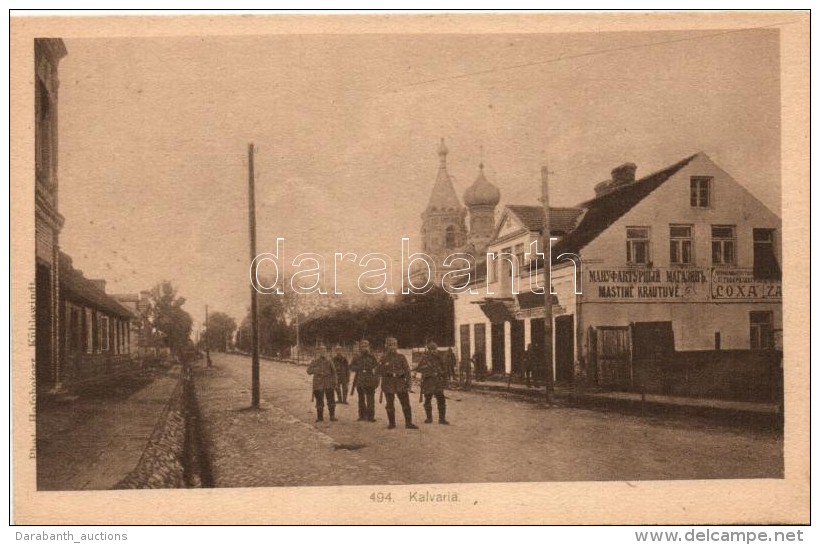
[196,362,394,487]
[201,353,783,486]
[36,368,180,491]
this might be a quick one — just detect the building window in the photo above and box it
[750,311,774,350]
[445,225,456,249]
[669,224,693,265]
[690,176,712,208]
[626,227,651,265]
[711,225,736,265]
[85,308,94,354]
[99,315,110,352]
[753,228,781,280]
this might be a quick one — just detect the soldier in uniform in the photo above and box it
[350,339,379,422]
[378,337,418,430]
[306,344,337,422]
[415,341,450,424]
[333,345,351,404]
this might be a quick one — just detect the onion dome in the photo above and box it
[463,162,500,207]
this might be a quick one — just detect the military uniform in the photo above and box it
[415,350,449,424]
[307,355,337,422]
[350,351,379,421]
[333,353,351,403]
[378,351,417,429]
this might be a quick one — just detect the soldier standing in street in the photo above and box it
[333,345,350,404]
[350,340,379,422]
[378,337,418,430]
[306,344,337,422]
[415,341,450,424]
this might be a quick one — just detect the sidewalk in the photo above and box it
[36,367,180,490]
[452,377,782,425]
[194,362,394,487]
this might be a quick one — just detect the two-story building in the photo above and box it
[34,38,68,392]
[453,152,783,401]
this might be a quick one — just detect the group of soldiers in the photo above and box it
[305,338,454,429]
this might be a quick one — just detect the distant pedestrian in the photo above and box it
[350,340,379,422]
[459,354,472,389]
[444,347,457,381]
[333,345,350,404]
[522,343,536,388]
[378,337,418,430]
[472,350,487,381]
[306,344,337,422]
[415,342,449,424]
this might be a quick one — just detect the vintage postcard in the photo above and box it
[10,11,809,525]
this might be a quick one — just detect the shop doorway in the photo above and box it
[510,320,525,376]
[555,315,575,384]
[491,322,505,374]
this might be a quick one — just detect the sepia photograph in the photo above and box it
[10,11,809,525]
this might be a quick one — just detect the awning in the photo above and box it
[472,297,516,324]
[516,291,558,310]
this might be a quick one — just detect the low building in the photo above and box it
[453,152,782,402]
[58,253,135,389]
[112,291,152,356]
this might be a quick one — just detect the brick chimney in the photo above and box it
[89,279,106,293]
[611,162,637,187]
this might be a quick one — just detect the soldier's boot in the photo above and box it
[438,404,450,425]
[402,406,419,430]
[424,406,433,424]
[329,406,337,422]
[368,406,377,423]
[386,409,396,429]
[316,407,324,422]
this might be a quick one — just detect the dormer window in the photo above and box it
[690,176,712,208]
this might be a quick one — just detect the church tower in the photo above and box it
[420,138,467,259]
[463,161,500,254]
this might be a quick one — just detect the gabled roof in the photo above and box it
[551,153,698,258]
[59,252,135,318]
[505,205,584,235]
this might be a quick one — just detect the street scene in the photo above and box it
[27,19,789,500]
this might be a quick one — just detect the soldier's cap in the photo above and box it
[385,336,397,344]
[427,341,438,350]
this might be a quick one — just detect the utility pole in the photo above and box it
[541,165,554,403]
[295,313,300,364]
[248,143,261,408]
[205,304,212,367]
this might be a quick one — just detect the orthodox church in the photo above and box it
[412,139,501,287]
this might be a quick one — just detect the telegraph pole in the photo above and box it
[541,165,554,403]
[205,304,212,367]
[248,143,261,408]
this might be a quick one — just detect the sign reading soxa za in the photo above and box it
[583,267,782,303]
[585,268,709,302]
[710,268,782,301]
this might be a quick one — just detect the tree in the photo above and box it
[204,311,237,352]
[143,281,193,356]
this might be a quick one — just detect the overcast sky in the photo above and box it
[56,28,781,328]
